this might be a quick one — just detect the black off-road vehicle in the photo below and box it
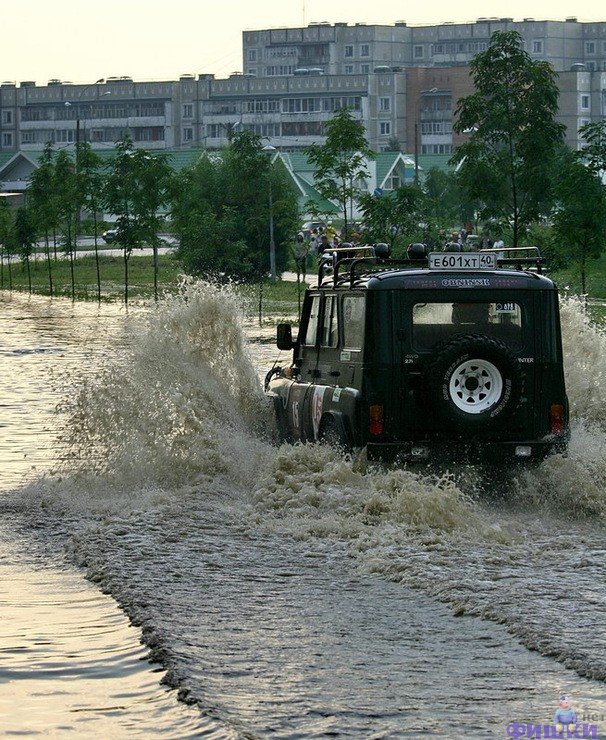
[265,246,569,465]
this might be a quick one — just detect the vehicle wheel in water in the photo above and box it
[319,416,350,453]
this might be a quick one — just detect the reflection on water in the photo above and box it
[2,286,606,737]
[0,292,220,736]
[0,561,212,737]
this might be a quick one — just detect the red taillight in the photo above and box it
[550,403,565,434]
[369,404,384,435]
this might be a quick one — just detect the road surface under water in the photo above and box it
[1,284,605,737]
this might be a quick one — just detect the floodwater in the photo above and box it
[1,283,605,737]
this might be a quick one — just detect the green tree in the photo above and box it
[216,132,299,278]
[306,107,374,240]
[27,141,58,295]
[103,136,173,303]
[12,206,36,294]
[171,156,250,276]
[75,142,104,301]
[452,30,565,246]
[0,199,14,289]
[552,151,606,296]
[54,150,79,299]
[423,168,477,232]
[578,120,606,173]
[359,185,426,251]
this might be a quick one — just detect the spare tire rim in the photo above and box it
[448,358,503,414]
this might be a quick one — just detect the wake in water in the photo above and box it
[33,282,606,688]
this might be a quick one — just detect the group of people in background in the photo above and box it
[294,221,506,264]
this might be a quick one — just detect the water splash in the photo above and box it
[49,278,271,509]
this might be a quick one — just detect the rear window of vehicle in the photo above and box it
[342,295,365,350]
[412,302,523,350]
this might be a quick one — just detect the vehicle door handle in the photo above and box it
[329,370,341,377]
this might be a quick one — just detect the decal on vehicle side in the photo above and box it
[332,387,342,403]
[311,386,325,439]
[340,350,351,361]
[518,357,534,363]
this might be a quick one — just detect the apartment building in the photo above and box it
[1,18,605,160]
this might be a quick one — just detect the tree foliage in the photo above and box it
[103,136,173,302]
[578,120,606,174]
[552,149,606,295]
[27,141,58,293]
[12,206,36,293]
[306,107,374,239]
[423,167,476,229]
[0,198,14,289]
[171,132,299,279]
[452,30,565,246]
[358,185,426,250]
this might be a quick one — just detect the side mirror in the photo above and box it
[277,323,294,351]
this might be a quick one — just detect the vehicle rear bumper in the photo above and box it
[366,437,568,465]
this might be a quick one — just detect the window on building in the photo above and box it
[2,132,13,147]
[422,144,452,154]
[2,110,12,124]
[414,45,424,59]
[433,44,444,55]
[56,129,75,143]
[246,69,257,76]
[532,40,543,53]
[379,97,391,112]
[380,121,391,136]
[182,103,193,118]
[134,126,165,142]
[385,174,401,190]
[586,61,597,71]
[266,65,293,76]
[360,44,370,57]
[581,94,590,110]
[344,45,353,58]
[91,130,104,142]
[183,127,193,141]
[21,131,36,144]
[361,64,370,74]
[282,97,323,114]
[344,65,354,74]
[586,41,596,54]
[247,49,257,62]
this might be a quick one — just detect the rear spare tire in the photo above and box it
[425,334,523,431]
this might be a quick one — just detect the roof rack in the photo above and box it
[317,246,377,287]
[316,245,546,290]
[318,250,421,289]
[479,246,545,273]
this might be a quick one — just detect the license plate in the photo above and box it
[428,252,497,270]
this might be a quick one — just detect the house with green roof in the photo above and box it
[274,150,419,220]
[0,147,208,195]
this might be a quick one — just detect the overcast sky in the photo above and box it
[3,0,602,85]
